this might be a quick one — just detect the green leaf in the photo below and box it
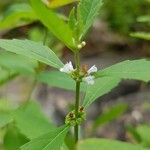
[136,125,150,144]
[83,77,120,108]
[130,32,150,41]
[137,15,150,23]
[96,59,150,82]
[78,0,103,38]
[0,99,16,112]
[126,125,142,143]
[0,67,17,85]
[93,103,128,129]
[0,100,14,128]
[0,52,38,75]
[30,0,75,50]
[0,3,37,30]
[0,113,13,128]
[28,27,49,42]
[43,0,78,8]
[65,134,75,150]
[61,143,69,150]
[69,7,77,31]
[37,71,75,90]
[3,125,29,150]
[14,101,54,139]
[37,71,86,91]
[0,39,63,69]
[21,125,70,150]
[77,138,149,150]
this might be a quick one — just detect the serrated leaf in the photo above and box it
[21,125,69,150]
[43,0,78,8]
[93,103,128,129]
[0,3,37,30]
[78,0,103,38]
[77,138,149,150]
[69,7,77,31]
[96,59,150,82]
[0,52,38,75]
[14,101,54,139]
[130,32,150,41]
[83,77,120,108]
[3,125,29,150]
[0,39,63,69]
[37,71,86,91]
[30,0,75,50]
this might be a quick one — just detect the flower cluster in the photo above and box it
[60,61,97,85]
[65,106,86,126]
[82,65,97,85]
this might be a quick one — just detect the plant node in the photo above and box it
[65,106,86,126]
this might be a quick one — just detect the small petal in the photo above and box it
[83,75,95,85]
[87,65,98,74]
[60,61,74,74]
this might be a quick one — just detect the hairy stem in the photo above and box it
[74,51,80,143]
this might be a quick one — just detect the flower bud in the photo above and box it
[77,44,82,49]
[81,41,86,47]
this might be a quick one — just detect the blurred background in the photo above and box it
[0,0,150,149]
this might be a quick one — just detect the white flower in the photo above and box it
[60,61,74,74]
[87,65,98,74]
[83,75,95,85]
[83,65,97,85]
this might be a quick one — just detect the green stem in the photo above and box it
[26,79,37,102]
[74,51,80,71]
[74,81,80,143]
[43,28,48,45]
[74,51,80,143]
